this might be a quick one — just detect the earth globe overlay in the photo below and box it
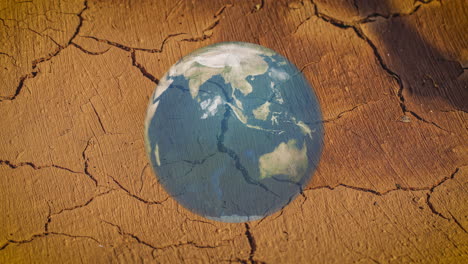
[145,42,323,223]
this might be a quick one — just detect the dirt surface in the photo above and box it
[0,0,467,263]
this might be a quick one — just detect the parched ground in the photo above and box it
[0,0,467,263]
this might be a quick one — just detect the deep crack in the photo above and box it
[0,71,36,101]
[425,192,449,219]
[0,159,80,174]
[44,203,52,233]
[1,233,49,251]
[131,51,159,84]
[67,0,89,46]
[82,138,98,186]
[244,223,258,264]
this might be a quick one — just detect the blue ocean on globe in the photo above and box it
[145,42,323,223]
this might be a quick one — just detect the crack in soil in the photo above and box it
[109,175,169,205]
[0,0,89,102]
[101,219,224,254]
[243,223,264,264]
[0,159,81,174]
[322,99,384,123]
[51,189,115,218]
[356,3,425,24]
[304,166,466,196]
[82,137,98,186]
[181,3,232,42]
[305,0,449,132]
[350,26,449,132]
[131,50,159,84]
[89,101,107,134]
[0,189,113,251]
[302,166,467,232]
[426,167,468,233]
[70,42,110,55]
[0,232,101,251]
[81,4,233,84]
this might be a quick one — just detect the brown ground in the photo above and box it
[0,0,467,263]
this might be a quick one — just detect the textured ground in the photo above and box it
[0,0,467,263]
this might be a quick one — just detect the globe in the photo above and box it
[145,42,323,223]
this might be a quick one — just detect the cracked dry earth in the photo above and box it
[0,0,467,263]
